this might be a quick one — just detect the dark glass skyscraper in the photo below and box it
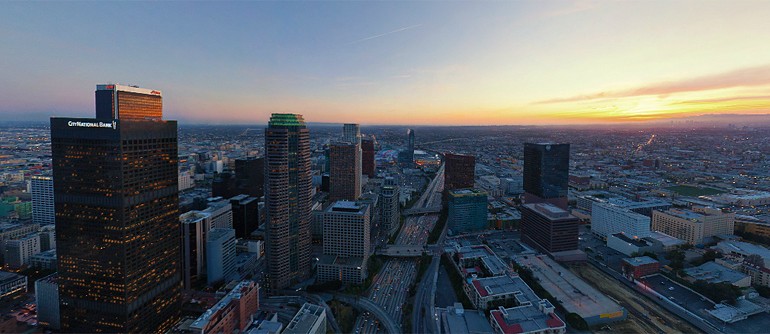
[523,143,570,209]
[444,153,476,191]
[361,138,376,178]
[52,85,180,333]
[264,114,312,292]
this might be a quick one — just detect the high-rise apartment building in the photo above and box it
[652,207,735,245]
[31,176,54,226]
[521,203,579,253]
[381,177,401,237]
[264,114,312,292]
[445,153,476,191]
[318,201,370,284]
[523,143,570,210]
[329,142,361,202]
[52,84,180,333]
[361,138,376,178]
[447,189,488,234]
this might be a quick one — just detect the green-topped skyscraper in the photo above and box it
[264,113,312,292]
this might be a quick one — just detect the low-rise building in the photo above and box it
[607,233,655,256]
[684,261,751,287]
[652,208,734,245]
[621,256,660,279]
[489,299,566,334]
[30,249,57,270]
[436,303,494,334]
[283,303,326,334]
[0,271,27,299]
[189,281,260,334]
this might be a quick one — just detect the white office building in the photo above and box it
[31,176,54,226]
[592,202,651,238]
[206,228,236,284]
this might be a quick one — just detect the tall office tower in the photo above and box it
[343,123,361,145]
[235,157,265,198]
[95,84,162,120]
[31,176,54,226]
[361,138,376,178]
[523,143,570,210]
[206,228,236,284]
[317,201,370,284]
[405,128,415,163]
[444,153,476,191]
[180,211,208,289]
[51,84,180,333]
[520,203,579,254]
[230,194,260,238]
[329,142,361,202]
[264,114,312,292]
[447,189,488,234]
[380,177,400,236]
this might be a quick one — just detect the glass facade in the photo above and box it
[51,118,180,333]
[523,143,570,199]
[95,86,163,120]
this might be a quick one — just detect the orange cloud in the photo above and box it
[534,64,770,104]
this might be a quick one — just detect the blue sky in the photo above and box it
[2,1,769,125]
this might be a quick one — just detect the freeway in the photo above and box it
[331,293,402,334]
[355,165,445,334]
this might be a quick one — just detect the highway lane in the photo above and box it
[355,165,445,334]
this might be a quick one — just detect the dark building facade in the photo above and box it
[520,203,578,253]
[264,114,312,292]
[212,158,264,199]
[361,138,376,178]
[230,194,259,239]
[52,85,180,333]
[95,84,163,120]
[329,142,361,202]
[523,143,570,209]
[234,158,264,198]
[444,153,476,191]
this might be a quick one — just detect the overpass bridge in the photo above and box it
[376,244,426,257]
[402,206,442,216]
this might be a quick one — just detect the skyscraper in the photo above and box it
[52,85,180,333]
[523,143,570,209]
[447,189,488,234]
[30,176,54,226]
[235,157,265,198]
[317,201,370,284]
[361,138,376,178]
[444,153,476,191]
[380,177,400,237]
[405,128,415,164]
[342,123,361,145]
[329,142,361,202]
[264,114,312,292]
[95,84,163,120]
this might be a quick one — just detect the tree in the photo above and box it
[666,249,685,270]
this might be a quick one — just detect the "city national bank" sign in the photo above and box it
[67,120,116,129]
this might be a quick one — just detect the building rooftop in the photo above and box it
[645,231,686,247]
[190,281,256,331]
[449,188,488,197]
[612,233,652,247]
[490,301,565,334]
[469,275,539,305]
[317,254,366,267]
[660,208,704,220]
[284,303,325,334]
[438,303,494,334]
[328,200,369,214]
[269,113,305,127]
[96,83,162,96]
[523,203,575,221]
[0,271,25,284]
[622,256,659,267]
[684,261,749,285]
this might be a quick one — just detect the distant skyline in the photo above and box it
[1,1,769,125]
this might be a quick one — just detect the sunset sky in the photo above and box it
[1,1,769,125]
